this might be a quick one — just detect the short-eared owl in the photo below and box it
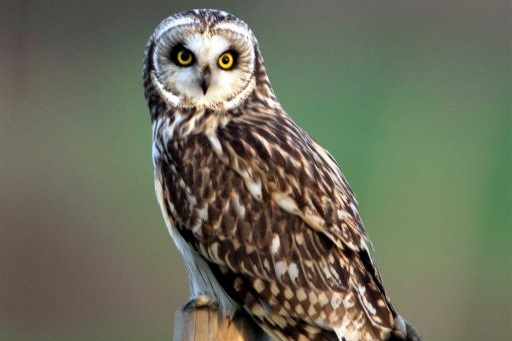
[143,9,422,341]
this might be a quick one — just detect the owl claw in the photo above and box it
[183,294,218,311]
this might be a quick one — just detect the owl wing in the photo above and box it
[214,114,396,332]
[157,111,396,340]
[219,113,372,253]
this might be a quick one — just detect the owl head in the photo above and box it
[144,9,270,113]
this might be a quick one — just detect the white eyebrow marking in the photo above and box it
[153,17,197,41]
[213,22,253,40]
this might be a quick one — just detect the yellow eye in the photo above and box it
[218,52,235,70]
[176,49,194,66]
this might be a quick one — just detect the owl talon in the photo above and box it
[183,294,218,311]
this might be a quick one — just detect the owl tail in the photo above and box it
[387,315,423,341]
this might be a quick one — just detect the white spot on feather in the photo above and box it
[331,295,342,309]
[271,234,280,255]
[272,192,299,214]
[275,260,287,279]
[246,178,262,200]
[197,206,208,221]
[288,262,299,285]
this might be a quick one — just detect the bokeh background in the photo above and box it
[1,0,510,340]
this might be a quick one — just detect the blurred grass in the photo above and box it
[0,1,510,341]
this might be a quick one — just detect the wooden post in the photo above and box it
[173,305,269,341]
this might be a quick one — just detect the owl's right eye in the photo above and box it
[171,45,195,67]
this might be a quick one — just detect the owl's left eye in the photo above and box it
[171,45,195,67]
[218,51,237,70]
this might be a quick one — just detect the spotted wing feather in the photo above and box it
[154,101,397,341]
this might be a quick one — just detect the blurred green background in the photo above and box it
[1,0,510,340]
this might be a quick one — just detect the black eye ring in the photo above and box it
[217,50,239,70]
[171,44,195,67]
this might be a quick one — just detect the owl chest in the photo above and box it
[157,134,244,240]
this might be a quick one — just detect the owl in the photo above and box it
[143,9,422,341]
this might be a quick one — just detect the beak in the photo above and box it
[200,66,211,95]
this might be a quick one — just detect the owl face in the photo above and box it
[149,10,258,110]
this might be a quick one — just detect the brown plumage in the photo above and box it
[143,9,422,341]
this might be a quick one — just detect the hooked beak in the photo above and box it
[200,66,211,95]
